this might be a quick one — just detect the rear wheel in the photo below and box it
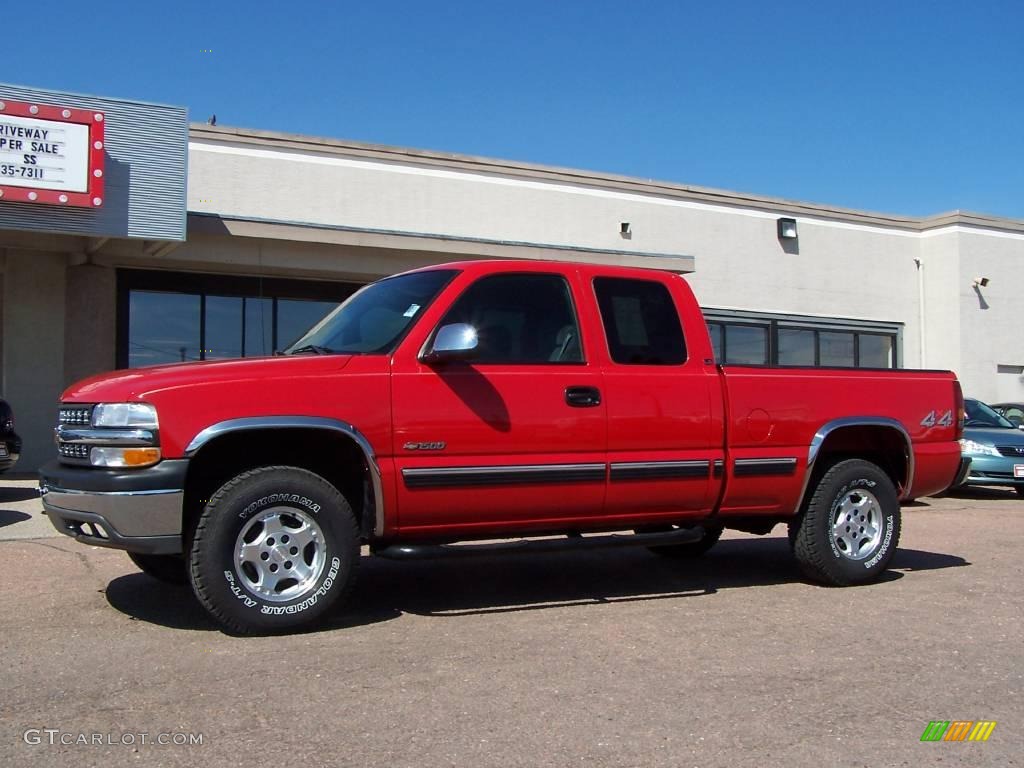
[188,465,360,634]
[127,552,187,584]
[789,459,900,585]
[1016,486,1024,499]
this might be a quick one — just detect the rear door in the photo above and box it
[586,271,724,523]
[390,267,607,537]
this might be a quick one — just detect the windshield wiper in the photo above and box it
[286,344,335,356]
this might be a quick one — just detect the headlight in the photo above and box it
[959,438,1000,457]
[91,403,158,428]
[90,447,162,468]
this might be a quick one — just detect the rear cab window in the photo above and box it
[593,277,686,365]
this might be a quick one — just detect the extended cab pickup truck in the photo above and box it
[40,260,967,633]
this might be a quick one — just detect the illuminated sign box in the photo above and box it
[0,98,105,208]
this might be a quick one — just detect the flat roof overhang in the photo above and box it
[187,212,696,273]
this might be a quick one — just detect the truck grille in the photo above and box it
[58,443,90,460]
[58,406,93,426]
[56,405,95,465]
[996,445,1024,457]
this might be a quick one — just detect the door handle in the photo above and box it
[565,386,601,407]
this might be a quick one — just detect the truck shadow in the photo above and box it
[103,536,970,633]
[0,487,41,503]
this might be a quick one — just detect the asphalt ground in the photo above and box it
[0,478,1021,767]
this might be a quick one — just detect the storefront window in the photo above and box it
[819,331,855,367]
[777,328,816,366]
[128,291,200,367]
[858,334,894,368]
[118,271,359,368]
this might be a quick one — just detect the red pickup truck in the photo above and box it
[40,260,967,633]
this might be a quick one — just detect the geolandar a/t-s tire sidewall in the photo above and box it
[189,466,359,634]
[793,459,901,586]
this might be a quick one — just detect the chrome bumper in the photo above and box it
[39,482,183,555]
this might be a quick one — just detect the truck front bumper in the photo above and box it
[38,459,189,555]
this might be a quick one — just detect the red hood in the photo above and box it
[62,355,353,402]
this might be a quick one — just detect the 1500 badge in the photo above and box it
[920,410,953,428]
[403,441,446,451]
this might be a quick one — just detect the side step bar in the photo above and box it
[372,526,706,561]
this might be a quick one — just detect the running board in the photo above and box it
[372,526,706,561]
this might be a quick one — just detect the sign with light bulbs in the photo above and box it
[0,98,105,208]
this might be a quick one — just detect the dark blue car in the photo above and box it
[0,397,21,473]
[957,398,1024,497]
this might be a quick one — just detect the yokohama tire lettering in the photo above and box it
[240,494,322,519]
[864,515,894,569]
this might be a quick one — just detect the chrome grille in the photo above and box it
[58,443,90,460]
[58,406,93,426]
[57,404,94,464]
[996,445,1024,457]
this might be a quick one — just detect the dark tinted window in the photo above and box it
[438,274,583,364]
[594,277,686,365]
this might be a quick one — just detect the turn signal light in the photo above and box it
[89,447,161,468]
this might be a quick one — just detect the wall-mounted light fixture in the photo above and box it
[777,217,798,240]
[620,222,631,235]
[973,276,990,288]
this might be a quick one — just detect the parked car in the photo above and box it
[40,260,965,633]
[957,398,1024,496]
[0,397,22,473]
[991,402,1024,430]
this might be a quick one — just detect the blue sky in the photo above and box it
[7,0,1023,218]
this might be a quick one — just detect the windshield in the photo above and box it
[964,398,1015,429]
[284,269,458,355]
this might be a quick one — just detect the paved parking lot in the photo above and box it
[0,478,1020,767]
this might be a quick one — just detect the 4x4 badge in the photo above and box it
[920,410,953,428]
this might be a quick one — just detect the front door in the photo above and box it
[391,270,607,537]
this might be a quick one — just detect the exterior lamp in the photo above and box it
[777,217,798,240]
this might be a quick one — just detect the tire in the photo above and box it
[1016,487,1024,499]
[789,459,900,586]
[128,552,187,584]
[647,525,723,558]
[188,466,360,634]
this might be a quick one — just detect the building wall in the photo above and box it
[2,250,67,470]
[956,229,1024,401]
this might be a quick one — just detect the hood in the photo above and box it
[963,426,1024,445]
[62,355,353,402]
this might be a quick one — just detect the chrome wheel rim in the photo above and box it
[832,488,884,561]
[235,507,327,602]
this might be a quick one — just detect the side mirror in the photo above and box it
[421,323,478,364]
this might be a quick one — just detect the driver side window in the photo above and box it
[438,274,584,364]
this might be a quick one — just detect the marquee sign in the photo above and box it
[0,98,105,208]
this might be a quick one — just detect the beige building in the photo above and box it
[3,84,1024,472]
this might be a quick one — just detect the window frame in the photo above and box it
[429,271,587,366]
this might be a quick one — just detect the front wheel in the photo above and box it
[189,466,360,634]
[789,459,900,585]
